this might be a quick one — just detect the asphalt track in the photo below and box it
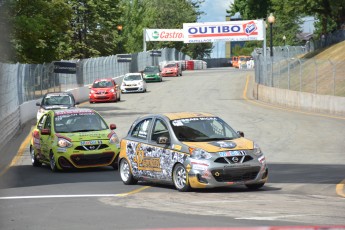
[0,67,344,230]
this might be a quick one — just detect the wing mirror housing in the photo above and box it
[109,124,117,130]
[157,136,170,145]
[237,131,244,137]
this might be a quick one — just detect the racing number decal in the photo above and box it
[133,143,161,172]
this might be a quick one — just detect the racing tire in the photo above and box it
[30,146,42,167]
[245,182,265,190]
[49,150,58,172]
[119,158,137,185]
[173,163,191,192]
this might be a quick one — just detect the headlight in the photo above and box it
[90,89,95,94]
[189,148,212,160]
[110,89,115,93]
[253,143,262,156]
[138,81,143,86]
[109,133,119,145]
[57,137,72,148]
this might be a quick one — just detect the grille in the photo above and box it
[214,155,253,164]
[96,92,109,95]
[75,144,109,151]
[126,87,139,91]
[211,166,260,182]
[70,152,115,166]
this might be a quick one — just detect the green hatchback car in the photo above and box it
[142,66,162,82]
[30,108,120,171]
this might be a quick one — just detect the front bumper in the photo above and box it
[121,86,145,93]
[89,93,116,102]
[53,144,119,169]
[162,72,178,77]
[187,160,268,189]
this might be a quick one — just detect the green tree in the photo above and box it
[68,0,123,59]
[10,0,72,63]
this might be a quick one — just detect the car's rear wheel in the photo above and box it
[119,158,137,185]
[245,182,265,190]
[30,146,42,167]
[49,150,58,172]
[173,163,191,192]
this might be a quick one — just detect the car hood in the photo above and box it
[182,138,254,152]
[163,68,176,72]
[42,105,72,110]
[123,80,143,84]
[57,130,111,141]
[91,87,112,92]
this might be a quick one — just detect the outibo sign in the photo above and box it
[183,20,264,43]
[53,61,77,74]
[145,29,184,42]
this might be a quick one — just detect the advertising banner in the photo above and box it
[145,29,184,42]
[183,20,264,43]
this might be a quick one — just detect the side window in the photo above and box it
[44,115,52,129]
[37,115,48,130]
[131,118,152,140]
[151,119,170,142]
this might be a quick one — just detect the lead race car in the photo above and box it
[119,112,268,192]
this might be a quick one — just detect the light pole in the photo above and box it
[283,35,286,46]
[267,13,275,56]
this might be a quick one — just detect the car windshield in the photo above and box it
[164,64,176,68]
[42,95,74,106]
[144,67,159,74]
[170,117,240,142]
[92,80,113,88]
[54,112,108,133]
[124,75,142,81]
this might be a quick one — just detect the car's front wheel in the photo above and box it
[173,163,191,192]
[119,159,137,185]
[30,146,42,167]
[245,182,265,190]
[49,150,58,172]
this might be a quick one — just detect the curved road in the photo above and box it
[1,67,344,230]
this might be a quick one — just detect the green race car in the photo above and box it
[30,108,120,171]
[142,66,162,82]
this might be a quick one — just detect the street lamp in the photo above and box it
[267,13,275,56]
[283,35,286,46]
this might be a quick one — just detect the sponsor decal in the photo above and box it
[191,160,209,171]
[258,155,266,164]
[57,147,67,153]
[81,140,102,145]
[218,150,245,157]
[172,144,182,151]
[211,141,237,149]
[145,29,184,41]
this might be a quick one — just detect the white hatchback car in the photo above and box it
[120,73,147,93]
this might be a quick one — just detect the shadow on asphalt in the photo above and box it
[1,163,344,191]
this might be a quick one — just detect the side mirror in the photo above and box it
[88,85,92,89]
[109,124,116,130]
[157,136,170,145]
[237,131,244,137]
[41,129,51,135]
[36,102,41,106]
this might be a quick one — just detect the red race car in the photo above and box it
[161,63,182,77]
[89,78,121,103]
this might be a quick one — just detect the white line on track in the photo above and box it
[235,214,309,221]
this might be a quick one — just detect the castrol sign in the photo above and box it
[145,29,184,41]
[183,20,264,43]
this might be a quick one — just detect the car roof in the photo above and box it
[43,92,73,97]
[93,78,113,82]
[161,112,216,120]
[53,108,96,116]
[125,72,142,76]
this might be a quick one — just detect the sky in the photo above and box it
[198,0,234,58]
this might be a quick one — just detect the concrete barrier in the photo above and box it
[253,83,345,116]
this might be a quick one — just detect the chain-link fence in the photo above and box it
[0,48,190,148]
[253,47,345,96]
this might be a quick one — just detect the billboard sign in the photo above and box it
[53,61,77,74]
[117,54,132,62]
[183,20,264,43]
[145,29,184,41]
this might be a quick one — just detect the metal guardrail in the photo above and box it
[0,48,190,148]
